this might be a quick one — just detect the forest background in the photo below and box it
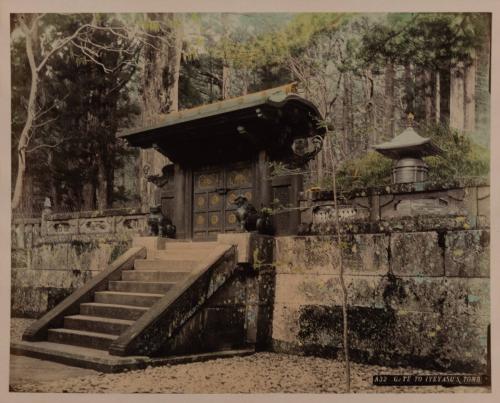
[10,12,491,215]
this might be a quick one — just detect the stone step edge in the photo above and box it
[109,281,177,286]
[122,269,192,274]
[48,328,118,340]
[80,302,150,311]
[94,291,165,298]
[11,341,256,373]
[64,315,135,326]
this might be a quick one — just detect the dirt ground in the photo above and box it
[9,318,490,394]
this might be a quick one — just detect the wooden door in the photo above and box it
[192,162,254,240]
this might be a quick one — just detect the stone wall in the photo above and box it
[301,180,490,234]
[271,221,490,372]
[11,209,147,317]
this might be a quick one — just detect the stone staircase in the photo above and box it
[12,239,255,372]
[45,242,220,351]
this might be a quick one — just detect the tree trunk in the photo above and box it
[342,73,354,155]
[96,159,107,210]
[106,163,114,208]
[166,13,183,113]
[403,64,414,115]
[329,135,351,393]
[138,13,182,211]
[221,13,231,100]
[464,52,476,132]
[316,149,324,186]
[141,13,170,122]
[222,64,230,100]
[383,63,395,139]
[82,181,95,211]
[363,69,375,147]
[424,69,433,125]
[435,71,441,124]
[12,17,38,211]
[450,62,465,130]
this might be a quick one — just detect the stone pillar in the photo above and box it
[173,164,188,239]
[257,150,271,207]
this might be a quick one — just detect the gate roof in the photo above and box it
[118,83,325,166]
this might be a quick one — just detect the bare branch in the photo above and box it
[31,13,47,31]
[70,39,113,73]
[26,139,66,153]
[36,24,93,73]
[32,117,58,128]
[35,93,70,120]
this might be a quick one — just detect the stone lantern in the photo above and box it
[374,115,442,184]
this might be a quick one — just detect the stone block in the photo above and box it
[477,186,490,217]
[11,249,28,268]
[445,230,489,277]
[271,303,301,344]
[272,302,488,371]
[275,235,389,275]
[275,236,339,274]
[31,243,69,270]
[132,236,166,252]
[217,232,274,265]
[66,240,109,272]
[441,278,490,316]
[46,218,79,235]
[343,234,389,275]
[209,272,247,306]
[79,216,114,234]
[274,273,386,308]
[11,287,48,318]
[477,215,490,229]
[257,269,276,305]
[115,215,148,233]
[11,268,92,289]
[390,232,443,276]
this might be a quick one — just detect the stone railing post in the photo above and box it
[14,220,25,249]
[41,197,52,236]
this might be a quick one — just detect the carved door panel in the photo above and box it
[193,163,254,240]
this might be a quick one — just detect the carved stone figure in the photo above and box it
[288,135,324,167]
[147,205,176,238]
[144,165,172,188]
[233,195,258,232]
[256,208,274,235]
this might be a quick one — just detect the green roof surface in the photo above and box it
[118,83,308,139]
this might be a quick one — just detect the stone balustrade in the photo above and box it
[300,180,490,234]
[11,208,148,318]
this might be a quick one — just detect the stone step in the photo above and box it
[150,246,229,260]
[64,315,134,335]
[164,241,219,248]
[148,252,208,261]
[47,328,117,350]
[108,280,176,294]
[80,302,148,321]
[121,270,190,282]
[134,259,200,271]
[12,340,256,373]
[156,242,220,253]
[94,291,163,307]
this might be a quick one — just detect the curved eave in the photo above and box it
[118,93,325,149]
[374,141,443,159]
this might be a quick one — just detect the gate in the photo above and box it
[192,162,254,240]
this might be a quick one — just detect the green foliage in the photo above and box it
[11,13,141,211]
[421,124,490,182]
[335,151,393,193]
[335,124,490,193]
[360,13,489,69]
